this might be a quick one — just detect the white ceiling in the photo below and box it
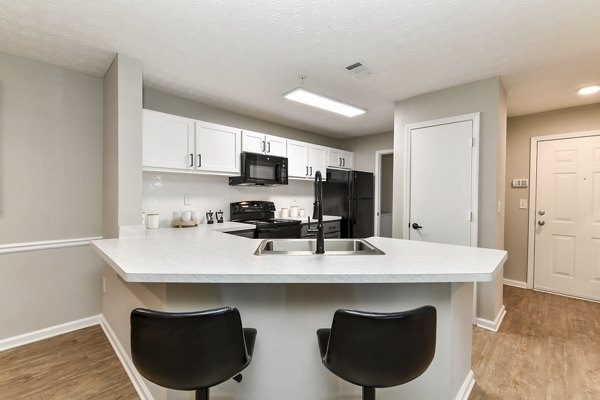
[1,0,599,138]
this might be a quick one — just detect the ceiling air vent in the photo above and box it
[343,61,373,79]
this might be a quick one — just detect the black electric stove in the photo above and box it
[230,201,301,238]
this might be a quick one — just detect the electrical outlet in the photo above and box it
[519,199,528,209]
[184,194,192,205]
[102,277,106,293]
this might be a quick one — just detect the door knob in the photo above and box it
[412,223,423,229]
[538,220,545,226]
[538,210,545,216]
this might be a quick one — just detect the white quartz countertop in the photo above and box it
[278,215,341,223]
[92,222,507,284]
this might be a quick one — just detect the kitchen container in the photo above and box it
[146,213,159,229]
[280,208,289,218]
[289,206,299,217]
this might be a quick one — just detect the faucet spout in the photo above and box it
[310,170,325,254]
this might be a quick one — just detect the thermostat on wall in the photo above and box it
[511,178,528,188]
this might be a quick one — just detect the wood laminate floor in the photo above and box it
[0,325,138,399]
[1,287,599,399]
[470,285,600,399]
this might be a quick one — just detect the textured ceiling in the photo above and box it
[1,0,599,138]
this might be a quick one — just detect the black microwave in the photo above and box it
[229,152,288,186]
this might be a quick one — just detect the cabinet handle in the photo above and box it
[261,141,265,152]
[342,158,345,167]
[197,154,201,167]
[306,166,309,176]
[339,157,342,166]
[310,166,313,176]
[267,141,271,153]
[189,153,194,168]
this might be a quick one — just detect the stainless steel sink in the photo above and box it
[254,238,385,256]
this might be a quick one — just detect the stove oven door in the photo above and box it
[256,224,301,239]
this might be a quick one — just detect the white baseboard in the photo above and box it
[455,370,476,400]
[0,315,101,352]
[476,304,506,332]
[100,317,154,400]
[503,278,527,289]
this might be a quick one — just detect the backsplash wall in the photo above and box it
[143,172,316,226]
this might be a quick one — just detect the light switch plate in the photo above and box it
[519,199,528,209]
[184,194,192,205]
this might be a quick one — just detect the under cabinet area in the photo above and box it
[242,130,287,157]
[142,109,241,175]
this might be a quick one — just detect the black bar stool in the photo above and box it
[316,306,436,400]
[130,307,257,400]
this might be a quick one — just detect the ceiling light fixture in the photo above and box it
[283,76,366,117]
[578,85,600,95]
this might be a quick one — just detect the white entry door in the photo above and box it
[404,114,479,246]
[533,135,600,301]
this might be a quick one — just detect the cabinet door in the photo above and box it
[308,144,328,179]
[287,140,309,178]
[196,121,241,175]
[266,135,287,157]
[242,130,266,154]
[327,149,343,167]
[341,151,354,169]
[143,109,194,170]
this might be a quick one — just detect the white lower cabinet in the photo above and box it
[142,109,241,176]
[287,140,328,180]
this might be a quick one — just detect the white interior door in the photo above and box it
[533,135,600,301]
[405,114,479,246]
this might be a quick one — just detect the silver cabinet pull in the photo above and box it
[339,158,342,166]
[310,166,313,176]
[306,166,309,176]
[342,158,345,167]
[538,220,545,226]
[261,141,266,152]
[189,153,194,167]
[267,141,271,153]
[197,154,201,167]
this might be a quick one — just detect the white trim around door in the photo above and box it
[374,148,394,237]
[526,130,600,289]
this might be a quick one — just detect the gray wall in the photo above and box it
[505,102,600,283]
[341,131,394,173]
[0,52,103,339]
[144,88,342,149]
[392,77,507,322]
[103,54,144,238]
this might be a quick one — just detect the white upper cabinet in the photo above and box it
[327,148,354,169]
[308,144,328,178]
[143,110,195,170]
[142,109,241,176]
[242,130,287,157]
[287,140,329,180]
[195,121,241,175]
[287,140,309,178]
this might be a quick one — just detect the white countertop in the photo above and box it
[278,215,341,223]
[92,222,507,284]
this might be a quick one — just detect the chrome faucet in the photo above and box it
[308,170,325,254]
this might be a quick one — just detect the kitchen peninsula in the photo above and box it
[92,224,506,400]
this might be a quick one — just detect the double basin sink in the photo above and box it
[254,238,385,256]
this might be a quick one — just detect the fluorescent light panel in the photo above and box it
[283,88,366,117]
[578,85,600,95]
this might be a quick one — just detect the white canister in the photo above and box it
[172,211,182,221]
[191,211,200,222]
[299,208,305,217]
[182,211,192,221]
[280,208,289,218]
[289,206,299,217]
[146,213,159,229]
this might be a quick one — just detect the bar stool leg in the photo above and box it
[363,386,375,400]
[196,387,208,400]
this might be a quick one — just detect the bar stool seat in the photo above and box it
[317,306,436,400]
[130,307,256,400]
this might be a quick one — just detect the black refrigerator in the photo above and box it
[322,169,374,238]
